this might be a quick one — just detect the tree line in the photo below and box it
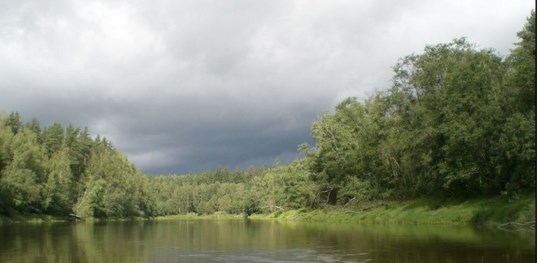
[0,12,534,219]
[0,113,155,218]
[302,12,534,204]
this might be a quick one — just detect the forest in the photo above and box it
[0,12,534,220]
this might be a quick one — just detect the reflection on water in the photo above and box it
[155,249,363,263]
[0,219,534,263]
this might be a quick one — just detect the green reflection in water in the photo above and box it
[0,220,534,263]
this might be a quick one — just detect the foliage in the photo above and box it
[303,12,535,202]
[0,114,155,219]
[147,161,316,217]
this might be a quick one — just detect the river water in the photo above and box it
[0,219,534,262]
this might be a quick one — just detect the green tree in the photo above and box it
[42,122,65,157]
[71,127,94,196]
[24,118,42,137]
[305,20,535,200]
[251,161,316,212]
[0,116,15,214]
[494,11,535,195]
[386,31,535,197]
[74,141,154,218]
[5,112,22,134]
[503,11,535,113]
[1,128,47,212]
[306,98,390,203]
[44,146,74,215]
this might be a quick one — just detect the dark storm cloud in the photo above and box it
[0,0,533,173]
[88,91,321,173]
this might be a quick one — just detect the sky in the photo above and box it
[0,0,533,174]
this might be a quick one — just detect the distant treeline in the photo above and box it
[0,12,534,219]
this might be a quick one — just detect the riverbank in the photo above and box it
[154,212,245,220]
[0,213,67,224]
[2,195,534,227]
[249,194,535,228]
[0,212,151,224]
[151,194,535,228]
[0,212,243,224]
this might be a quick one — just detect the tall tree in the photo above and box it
[494,11,536,195]
[5,112,22,134]
[1,128,47,212]
[42,122,65,157]
[504,11,535,113]
[24,118,42,138]
[44,146,74,215]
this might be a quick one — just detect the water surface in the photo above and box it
[0,219,534,262]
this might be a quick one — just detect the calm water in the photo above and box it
[0,219,534,263]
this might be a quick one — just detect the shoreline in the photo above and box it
[250,195,535,227]
[2,195,534,228]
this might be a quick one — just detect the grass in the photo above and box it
[249,194,535,227]
[155,212,246,220]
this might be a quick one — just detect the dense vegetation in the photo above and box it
[0,12,534,221]
[0,113,155,218]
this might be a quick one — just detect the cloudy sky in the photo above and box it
[0,0,533,174]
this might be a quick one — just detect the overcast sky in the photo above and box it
[0,0,533,174]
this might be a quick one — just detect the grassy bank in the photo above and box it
[250,194,535,227]
[0,213,68,224]
[155,212,246,220]
[1,211,243,224]
[2,195,534,227]
[0,213,152,224]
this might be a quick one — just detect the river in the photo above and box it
[0,219,534,262]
